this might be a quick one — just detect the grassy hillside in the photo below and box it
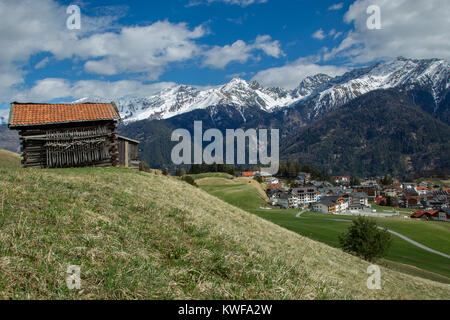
[0,152,449,299]
[197,175,450,282]
[0,149,20,168]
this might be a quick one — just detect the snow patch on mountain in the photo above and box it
[73,57,448,123]
[305,57,449,117]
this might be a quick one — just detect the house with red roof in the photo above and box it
[411,209,449,222]
[241,171,255,178]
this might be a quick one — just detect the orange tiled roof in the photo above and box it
[8,102,120,127]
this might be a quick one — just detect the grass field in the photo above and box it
[370,204,414,213]
[197,175,450,282]
[1,149,449,299]
[189,172,233,180]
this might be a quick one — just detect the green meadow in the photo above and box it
[197,175,450,283]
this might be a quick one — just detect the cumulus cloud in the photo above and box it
[328,3,344,11]
[14,78,176,102]
[187,0,267,7]
[203,35,284,68]
[251,58,347,89]
[74,22,206,79]
[312,29,326,40]
[325,0,450,62]
[0,0,285,103]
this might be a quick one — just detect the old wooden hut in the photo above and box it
[117,135,140,170]
[8,102,139,169]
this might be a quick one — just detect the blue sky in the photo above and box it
[0,0,449,112]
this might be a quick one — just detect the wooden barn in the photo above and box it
[117,135,140,170]
[8,102,140,169]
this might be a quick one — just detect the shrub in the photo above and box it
[182,175,198,187]
[162,168,169,176]
[339,216,392,262]
[255,176,263,183]
[175,168,186,177]
[139,161,151,173]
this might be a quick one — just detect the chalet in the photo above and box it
[241,171,255,178]
[276,191,294,209]
[349,192,369,207]
[8,102,139,169]
[383,187,398,198]
[333,175,350,186]
[411,210,450,222]
[291,186,318,206]
[312,196,348,214]
[403,189,421,208]
[296,172,311,184]
[415,186,428,196]
[268,183,283,190]
[375,196,387,205]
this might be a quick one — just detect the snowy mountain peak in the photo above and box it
[303,57,449,117]
[71,57,448,123]
[295,74,333,97]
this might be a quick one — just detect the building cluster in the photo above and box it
[242,171,450,222]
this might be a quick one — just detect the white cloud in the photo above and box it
[215,0,267,6]
[203,35,284,68]
[312,29,326,40]
[14,78,176,102]
[328,3,344,11]
[74,22,206,79]
[187,0,267,7]
[251,58,347,89]
[35,57,50,69]
[253,35,284,58]
[325,0,450,62]
[0,0,285,104]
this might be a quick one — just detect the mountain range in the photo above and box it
[1,57,449,177]
[74,57,449,125]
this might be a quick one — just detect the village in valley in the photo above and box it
[238,170,450,222]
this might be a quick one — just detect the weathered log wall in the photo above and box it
[19,121,119,168]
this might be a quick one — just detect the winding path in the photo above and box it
[295,214,450,259]
[377,227,450,259]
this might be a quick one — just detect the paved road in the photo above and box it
[377,227,450,259]
[296,215,450,259]
[295,210,308,218]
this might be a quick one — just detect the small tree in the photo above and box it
[139,161,151,173]
[182,175,198,187]
[175,168,186,177]
[339,217,392,262]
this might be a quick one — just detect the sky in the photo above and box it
[0,0,449,113]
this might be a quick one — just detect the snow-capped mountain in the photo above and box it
[301,57,449,118]
[75,57,449,124]
[75,77,321,122]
